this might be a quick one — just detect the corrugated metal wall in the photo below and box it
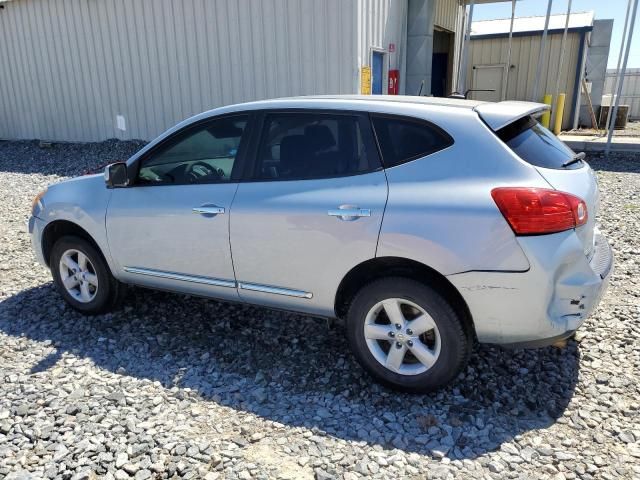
[356,0,407,92]
[0,0,362,142]
[434,0,458,32]
[605,69,640,120]
[579,20,612,127]
[468,31,584,130]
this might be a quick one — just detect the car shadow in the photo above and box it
[0,283,580,460]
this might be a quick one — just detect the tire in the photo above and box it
[50,235,125,314]
[346,277,470,393]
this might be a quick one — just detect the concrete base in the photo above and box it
[559,134,640,153]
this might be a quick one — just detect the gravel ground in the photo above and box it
[0,140,638,480]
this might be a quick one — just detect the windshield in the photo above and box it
[497,116,582,170]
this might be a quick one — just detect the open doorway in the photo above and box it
[371,50,386,95]
[431,28,454,97]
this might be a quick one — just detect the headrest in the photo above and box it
[304,125,336,151]
[280,135,308,169]
[281,135,308,154]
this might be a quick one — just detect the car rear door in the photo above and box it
[106,114,252,301]
[229,110,388,317]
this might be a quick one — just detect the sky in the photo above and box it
[472,0,640,68]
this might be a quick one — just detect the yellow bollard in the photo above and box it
[553,93,566,135]
[541,94,552,128]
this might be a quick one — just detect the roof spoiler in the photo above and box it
[473,101,550,131]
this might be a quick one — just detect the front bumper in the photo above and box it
[28,215,48,267]
[448,229,613,346]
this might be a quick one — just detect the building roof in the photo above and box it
[471,11,595,37]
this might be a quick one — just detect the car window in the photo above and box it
[255,113,376,180]
[497,115,581,170]
[371,115,453,168]
[137,115,248,185]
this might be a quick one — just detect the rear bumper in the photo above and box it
[448,228,613,346]
[500,330,576,349]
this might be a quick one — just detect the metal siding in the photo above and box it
[4,0,31,138]
[468,31,581,130]
[14,0,39,137]
[25,0,49,139]
[356,0,406,93]
[0,0,361,141]
[605,69,640,119]
[434,0,458,33]
[357,0,398,60]
[0,4,17,138]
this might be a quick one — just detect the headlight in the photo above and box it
[31,188,47,216]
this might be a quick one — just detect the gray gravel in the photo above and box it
[1,140,639,479]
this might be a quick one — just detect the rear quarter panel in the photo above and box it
[377,107,550,275]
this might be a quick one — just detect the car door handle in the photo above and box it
[192,205,225,216]
[328,206,371,221]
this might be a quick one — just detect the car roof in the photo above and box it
[194,95,549,131]
[226,95,487,111]
[129,95,550,164]
[202,95,549,131]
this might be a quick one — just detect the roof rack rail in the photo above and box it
[448,89,496,100]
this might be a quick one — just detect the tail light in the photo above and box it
[491,187,588,235]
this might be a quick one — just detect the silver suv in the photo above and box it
[29,96,613,392]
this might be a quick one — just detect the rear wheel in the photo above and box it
[346,277,470,392]
[50,236,125,314]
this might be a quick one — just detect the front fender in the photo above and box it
[39,174,115,270]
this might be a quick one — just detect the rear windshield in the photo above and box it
[497,115,582,170]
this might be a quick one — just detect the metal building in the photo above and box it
[605,68,640,120]
[466,12,612,131]
[0,0,470,142]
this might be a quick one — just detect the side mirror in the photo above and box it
[104,162,129,188]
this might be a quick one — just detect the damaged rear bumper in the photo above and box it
[447,228,613,346]
[499,330,576,349]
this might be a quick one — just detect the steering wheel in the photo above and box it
[186,161,223,182]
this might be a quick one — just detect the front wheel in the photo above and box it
[50,235,125,314]
[346,277,471,393]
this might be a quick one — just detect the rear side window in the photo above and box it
[255,112,378,181]
[371,115,453,168]
[498,115,581,170]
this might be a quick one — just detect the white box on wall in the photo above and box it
[116,115,126,131]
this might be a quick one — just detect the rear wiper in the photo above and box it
[562,151,586,168]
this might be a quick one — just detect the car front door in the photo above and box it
[106,114,251,301]
[229,110,388,316]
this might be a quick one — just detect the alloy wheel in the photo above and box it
[58,248,99,303]
[363,298,441,375]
